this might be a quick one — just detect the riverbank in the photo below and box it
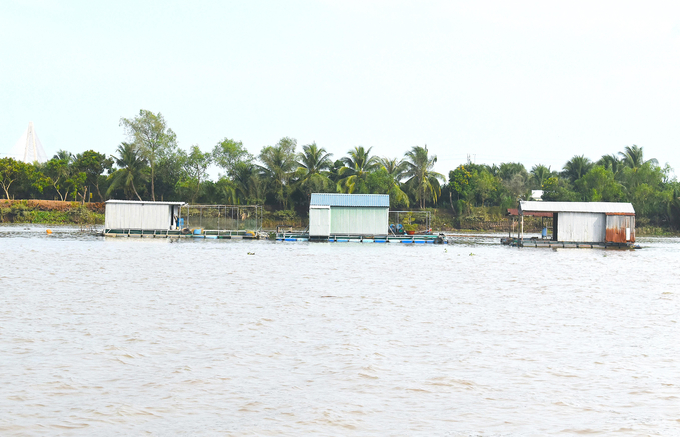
[0,200,104,225]
[2,199,678,236]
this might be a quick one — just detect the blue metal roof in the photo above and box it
[310,193,390,207]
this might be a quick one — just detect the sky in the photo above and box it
[2,0,680,178]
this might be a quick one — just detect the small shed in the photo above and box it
[105,200,186,230]
[519,201,635,244]
[309,193,389,237]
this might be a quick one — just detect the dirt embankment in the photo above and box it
[0,200,105,214]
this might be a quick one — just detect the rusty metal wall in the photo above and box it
[605,215,635,243]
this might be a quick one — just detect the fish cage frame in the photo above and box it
[180,204,263,232]
[389,210,431,234]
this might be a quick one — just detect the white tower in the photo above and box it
[10,122,48,163]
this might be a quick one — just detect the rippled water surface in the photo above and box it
[1,225,679,436]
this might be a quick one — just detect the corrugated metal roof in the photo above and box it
[507,208,553,217]
[105,200,186,206]
[520,201,635,215]
[310,193,390,207]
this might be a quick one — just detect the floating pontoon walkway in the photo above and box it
[276,232,447,244]
[501,237,637,249]
[103,229,264,239]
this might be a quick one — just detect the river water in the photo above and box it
[1,225,678,436]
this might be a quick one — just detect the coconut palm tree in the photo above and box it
[378,157,409,207]
[215,177,238,204]
[53,150,73,163]
[597,154,622,174]
[530,164,552,188]
[338,146,379,193]
[402,145,445,208]
[258,137,298,208]
[619,145,658,169]
[562,155,593,182]
[297,142,334,197]
[378,157,406,179]
[107,142,148,200]
[233,161,265,205]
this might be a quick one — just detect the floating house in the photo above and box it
[103,201,265,238]
[309,193,389,238]
[505,201,636,248]
[104,200,186,232]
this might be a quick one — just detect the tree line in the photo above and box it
[1,109,679,229]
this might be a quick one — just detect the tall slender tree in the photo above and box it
[178,145,212,203]
[119,110,177,201]
[403,145,445,208]
[258,137,298,208]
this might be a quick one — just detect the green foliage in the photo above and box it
[574,166,624,202]
[296,142,334,200]
[107,142,148,200]
[5,109,680,232]
[213,138,253,177]
[402,145,444,208]
[530,164,552,189]
[259,137,299,208]
[120,110,177,201]
[0,202,103,224]
[498,162,528,183]
[563,155,594,183]
[619,145,657,169]
[73,150,113,201]
[448,165,473,201]
[597,154,621,174]
[338,146,380,194]
[470,168,497,206]
[0,158,48,200]
[177,145,212,203]
[542,176,578,201]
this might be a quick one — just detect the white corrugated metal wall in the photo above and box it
[105,203,172,230]
[556,212,606,242]
[309,206,331,237]
[330,207,388,235]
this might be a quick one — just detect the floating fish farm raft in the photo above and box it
[103,228,265,239]
[500,237,636,249]
[275,231,447,244]
[103,201,266,239]
[102,196,447,243]
[502,201,638,249]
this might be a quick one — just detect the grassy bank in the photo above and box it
[0,200,104,225]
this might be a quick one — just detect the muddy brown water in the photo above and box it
[1,225,678,436]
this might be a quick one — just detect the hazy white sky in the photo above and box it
[2,0,679,177]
